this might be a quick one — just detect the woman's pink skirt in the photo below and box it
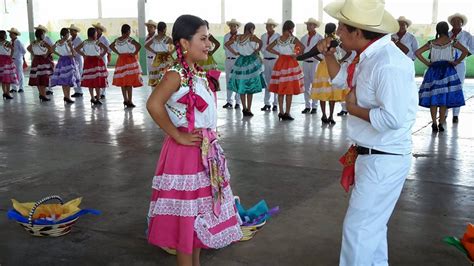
[147,129,242,255]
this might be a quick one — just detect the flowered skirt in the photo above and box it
[0,55,18,84]
[148,53,174,87]
[198,55,218,71]
[28,55,53,86]
[50,56,81,87]
[147,128,243,255]
[81,56,108,89]
[112,54,143,87]
[419,61,465,108]
[269,55,304,95]
[311,60,349,101]
[228,54,265,94]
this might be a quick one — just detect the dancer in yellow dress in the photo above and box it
[311,23,352,125]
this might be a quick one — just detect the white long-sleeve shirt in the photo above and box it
[43,35,54,46]
[11,38,26,60]
[261,32,280,59]
[224,32,239,58]
[332,35,418,155]
[144,33,157,59]
[391,32,419,60]
[300,32,324,61]
[449,30,473,62]
[98,34,111,63]
[71,36,83,62]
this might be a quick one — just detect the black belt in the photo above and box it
[227,57,236,60]
[304,60,315,63]
[355,146,400,156]
[147,56,154,59]
[264,57,277,60]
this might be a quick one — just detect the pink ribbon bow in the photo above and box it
[177,91,208,132]
[206,70,221,92]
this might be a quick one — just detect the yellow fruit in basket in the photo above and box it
[11,197,83,220]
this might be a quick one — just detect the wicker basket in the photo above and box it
[15,195,78,237]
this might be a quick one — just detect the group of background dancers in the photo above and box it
[0,12,473,128]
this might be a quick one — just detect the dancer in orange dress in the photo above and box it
[110,24,143,108]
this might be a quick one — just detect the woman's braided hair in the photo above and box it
[172,15,206,91]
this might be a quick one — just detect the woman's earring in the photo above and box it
[183,49,188,55]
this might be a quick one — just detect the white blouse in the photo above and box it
[82,40,101,56]
[430,41,455,62]
[236,37,258,56]
[165,67,217,130]
[274,36,296,55]
[55,41,73,56]
[151,36,171,53]
[115,38,136,54]
[31,41,49,55]
[0,41,12,55]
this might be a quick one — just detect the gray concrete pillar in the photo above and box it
[282,0,292,22]
[27,0,35,42]
[138,0,147,73]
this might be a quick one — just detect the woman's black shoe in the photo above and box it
[438,124,445,132]
[431,124,438,132]
[283,113,294,120]
[278,113,284,121]
[91,99,102,106]
[124,101,136,108]
[3,93,13,100]
[63,97,75,104]
[321,116,329,124]
[328,118,336,125]
[39,95,50,102]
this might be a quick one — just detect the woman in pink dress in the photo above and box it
[146,15,242,266]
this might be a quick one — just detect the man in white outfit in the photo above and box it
[144,20,158,80]
[260,18,280,112]
[93,23,111,99]
[447,13,473,123]
[69,24,84,98]
[319,0,418,265]
[391,16,418,61]
[300,18,323,114]
[34,25,54,95]
[223,19,241,109]
[7,28,26,93]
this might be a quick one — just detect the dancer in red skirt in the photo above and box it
[75,27,109,106]
[27,29,54,102]
[0,30,18,100]
[267,20,305,121]
[110,24,143,108]
[146,15,242,266]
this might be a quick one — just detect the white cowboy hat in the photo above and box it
[226,19,241,27]
[264,18,279,26]
[69,24,81,32]
[324,0,399,34]
[92,22,107,32]
[304,18,321,27]
[145,19,158,27]
[7,27,21,36]
[448,13,468,26]
[397,16,412,27]
[34,24,48,33]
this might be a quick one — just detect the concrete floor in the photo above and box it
[1,74,473,266]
